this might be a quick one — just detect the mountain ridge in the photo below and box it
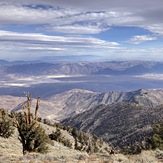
[1,60,163,76]
[1,88,163,122]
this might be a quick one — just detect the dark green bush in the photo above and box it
[49,128,62,142]
[121,145,142,155]
[0,109,14,138]
[151,123,163,150]
[49,128,72,148]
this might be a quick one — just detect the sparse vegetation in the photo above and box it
[1,89,163,162]
[121,122,163,155]
[48,122,107,154]
[1,102,163,162]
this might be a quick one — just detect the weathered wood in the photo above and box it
[34,97,40,122]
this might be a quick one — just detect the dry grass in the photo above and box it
[0,123,89,163]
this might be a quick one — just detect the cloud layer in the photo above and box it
[0,1,163,35]
[0,0,163,61]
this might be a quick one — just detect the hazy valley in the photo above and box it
[1,60,163,97]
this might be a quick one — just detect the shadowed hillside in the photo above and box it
[62,102,163,148]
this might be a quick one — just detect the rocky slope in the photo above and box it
[0,95,62,120]
[45,88,163,120]
[1,88,163,121]
[1,88,163,162]
[0,122,99,162]
[0,108,131,163]
[62,102,163,148]
[0,119,163,163]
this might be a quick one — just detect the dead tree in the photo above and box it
[34,97,40,122]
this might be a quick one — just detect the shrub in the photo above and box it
[43,119,51,125]
[121,145,142,155]
[37,117,42,122]
[62,138,72,148]
[49,128,62,142]
[151,123,163,150]
[0,109,14,138]
[49,128,72,148]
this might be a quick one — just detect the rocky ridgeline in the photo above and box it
[1,88,163,121]
[45,88,163,120]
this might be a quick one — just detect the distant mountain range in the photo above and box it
[1,88,163,120]
[0,59,41,65]
[1,60,163,75]
[1,60,163,96]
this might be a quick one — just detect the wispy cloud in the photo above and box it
[146,24,163,35]
[45,24,109,34]
[0,30,119,60]
[0,30,119,46]
[129,35,158,44]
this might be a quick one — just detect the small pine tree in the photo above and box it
[49,128,72,148]
[49,128,62,142]
[0,109,14,138]
[151,123,163,150]
[71,128,78,137]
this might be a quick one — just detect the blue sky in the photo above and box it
[0,0,163,61]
